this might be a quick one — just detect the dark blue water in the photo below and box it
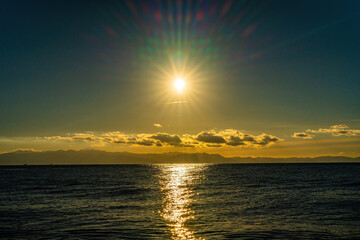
[1,164,359,239]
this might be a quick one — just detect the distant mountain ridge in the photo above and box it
[0,150,359,165]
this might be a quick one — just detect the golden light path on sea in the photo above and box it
[158,164,208,240]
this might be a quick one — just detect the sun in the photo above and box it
[174,77,185,93]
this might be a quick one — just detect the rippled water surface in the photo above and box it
[1,163,360,239]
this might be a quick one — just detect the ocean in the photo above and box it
[1,163,359,239]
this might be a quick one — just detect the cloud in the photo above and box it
[206,144,223,147]
[306,125,360,137]
[226,136,247,146]
[43,133,103,142]
[292,132,314,139]
[196,131,227,144]
[256,134,280,146]
[10,148,41,153]
[149,133,182,146]
[41,129,281,149]
[166,100,189,104]
[153,123,163,128]
[223,131,257,146]
[203,129,280,147]
[331,124,349,129]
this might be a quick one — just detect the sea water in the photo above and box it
[1,163,359,239]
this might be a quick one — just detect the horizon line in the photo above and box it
[2,149,360,159]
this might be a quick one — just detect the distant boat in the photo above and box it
[23,163,27,166]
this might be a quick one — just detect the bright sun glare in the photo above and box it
[174,77,185,93]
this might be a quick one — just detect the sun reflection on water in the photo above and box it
[158,164,207,240]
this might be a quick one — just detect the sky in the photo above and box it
[1,0,360,157]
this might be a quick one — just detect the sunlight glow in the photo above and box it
[174,77,186,93]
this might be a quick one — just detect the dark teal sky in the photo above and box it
[1,0,359,146]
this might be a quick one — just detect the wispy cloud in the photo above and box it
[42,129,281,149]
[292,132,314,139]
[306,125,360,137]
[166,100,189,104]
[153,123,163,128]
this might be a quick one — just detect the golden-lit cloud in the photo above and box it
[153,123,163,128]
[306,125,360,137]
[149,133,182,146]
[43,133,103,142]
[194,129,280,147]
[292,132,314,139]
[41,129,281,149]
[195,131,227,144]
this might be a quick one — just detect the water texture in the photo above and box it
[1,163,359,239]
